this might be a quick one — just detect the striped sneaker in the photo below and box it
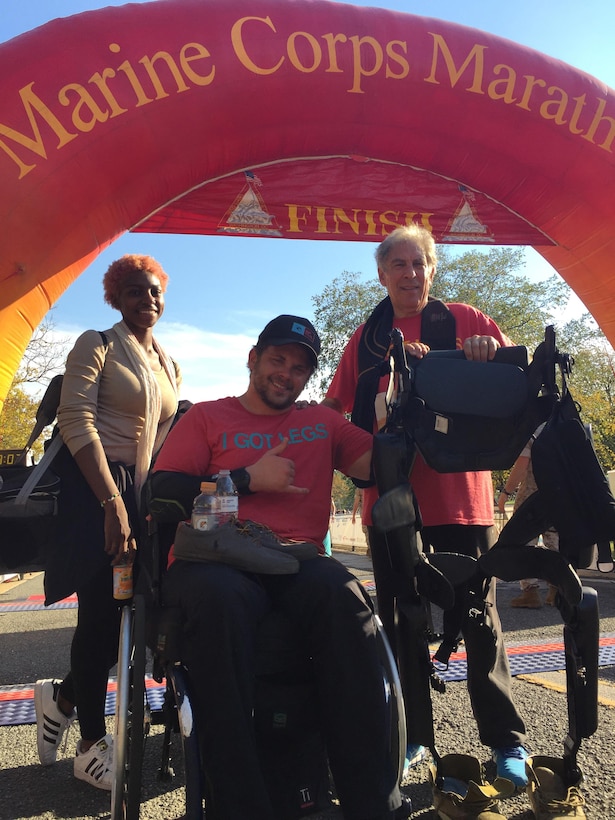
[74,734,114,790]
[34,678,75,765]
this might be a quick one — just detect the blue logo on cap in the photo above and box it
[291,321,314,342]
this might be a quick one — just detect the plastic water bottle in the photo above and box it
[191,481,218,531]
[216,469,238,524]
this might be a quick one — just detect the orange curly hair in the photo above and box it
[103,254,169,310]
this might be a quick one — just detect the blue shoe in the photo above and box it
[403,743,426,776]
[492,744,529,788]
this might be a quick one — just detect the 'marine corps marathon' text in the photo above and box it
[1,16,614,179]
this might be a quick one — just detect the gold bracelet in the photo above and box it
[100,492,121,507]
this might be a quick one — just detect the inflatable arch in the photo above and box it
[1,0,615,407]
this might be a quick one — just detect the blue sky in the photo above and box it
[3,1,614,401]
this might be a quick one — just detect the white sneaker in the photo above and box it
[34,678,75,766]
[74,734,114,790]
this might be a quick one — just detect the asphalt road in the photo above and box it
[0,555,613,820]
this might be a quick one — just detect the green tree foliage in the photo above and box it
[331,470,356,512]
[431,247,569,348]
[556,316,615,471]
[0,317,68,459]
[0,385,41,454]
[311,270,384,395]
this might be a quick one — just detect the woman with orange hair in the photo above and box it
[34,254,180,789]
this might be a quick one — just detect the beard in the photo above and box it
[251,369,301,411]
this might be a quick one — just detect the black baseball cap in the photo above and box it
[257,315,321,366]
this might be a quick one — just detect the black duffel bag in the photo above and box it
[0,435,62,574]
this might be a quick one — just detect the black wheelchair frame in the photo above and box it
[110,510,407,820]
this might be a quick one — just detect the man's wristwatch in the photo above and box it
[230,467,253,495]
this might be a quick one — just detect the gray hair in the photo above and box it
[375,225,437,269]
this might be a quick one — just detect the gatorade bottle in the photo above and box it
[191,481,218,531]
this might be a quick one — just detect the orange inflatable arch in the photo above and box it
[1,0,615,408]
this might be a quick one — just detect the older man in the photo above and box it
[324,226,530,789]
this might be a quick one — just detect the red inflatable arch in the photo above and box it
[1,0,615,406]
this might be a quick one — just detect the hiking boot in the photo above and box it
[429,753,514,819]
[403,743,426,776]
[34,678,75,765]
[492,745,529,788]
[544,585,558,606]
[511,587,542,609]
[74,734,114,790]
[526,755,586,818]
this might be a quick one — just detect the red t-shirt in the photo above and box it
[153,397,372,548]
[326,303,511,527]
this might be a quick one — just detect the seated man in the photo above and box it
[151,315,406,820]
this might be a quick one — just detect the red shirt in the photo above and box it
[326,303,510,527]
[154,396,372,548]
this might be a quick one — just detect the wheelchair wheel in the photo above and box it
[167,665,205,819]
[111,594,147,820]
[374,614,407,783]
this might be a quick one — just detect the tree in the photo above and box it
[12,316,68,387]
[431,247,569,349]
[556,316,615,471]
[0,385,41,454]
[0,316,68,459]
[331,470,356,512]
[311,270,384,396]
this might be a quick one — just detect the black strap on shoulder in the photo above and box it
[420,299,456,351]
[351,298,455,433]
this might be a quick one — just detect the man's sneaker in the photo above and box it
[34,678,75,765]
[403,743,426,776]
[526,755,586,819]
[492,744,529,789]
[74,734,114,790]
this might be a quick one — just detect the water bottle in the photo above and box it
[191,481,218,531]
[216,469,238,524]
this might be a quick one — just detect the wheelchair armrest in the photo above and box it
[146,470,199,522]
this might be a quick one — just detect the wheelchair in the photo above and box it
[111,502,407,820]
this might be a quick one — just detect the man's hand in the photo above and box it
[463,335,500,362]
[403,341,430,359]
[246,438,309,494]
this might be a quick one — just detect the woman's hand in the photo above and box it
[103,496,137,564]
